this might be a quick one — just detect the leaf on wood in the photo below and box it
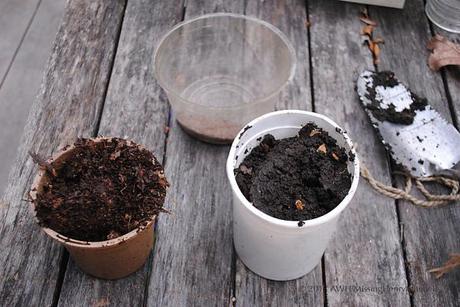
[361,25,374,37]
[359,7,377,27]
[92,297,110,307]
[427,35,460,71]
[365,39,384,65]
[428,253,460,279]
[317,144,327,154]
[360,16,377,26]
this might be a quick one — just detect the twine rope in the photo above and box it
[360,164,460,207]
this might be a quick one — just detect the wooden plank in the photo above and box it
[432,28,460,125]
[0,0,40,87]
[0,1,126,306]
[146,1,245,306]
[309,0,411,306]
[56,0,184,306]
[234,1,323,306]
[0,0,65,195]
[372,2,460,306]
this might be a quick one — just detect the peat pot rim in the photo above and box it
[226,110,360,230]
[29,137,158,249]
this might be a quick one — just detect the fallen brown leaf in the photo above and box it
[428,253,460,279]
[427,35,460,71]
[361,25,374,37]
[92,298,110,307]
[360,16,377,26]
[428,253,460,278]
[317,144,327,154]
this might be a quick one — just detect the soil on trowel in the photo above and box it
[364,71,428,125]
[235,124,352,223]
[32,138,169,242]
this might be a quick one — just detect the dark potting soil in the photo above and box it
[364,71,428,125]
[235,124,352,222]
[32,138,168,242]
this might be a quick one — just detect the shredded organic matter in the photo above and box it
[32,138,169,242]
[235,124,351,222]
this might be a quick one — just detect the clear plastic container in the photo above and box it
[154,13,296,144]
[426,0,460,33]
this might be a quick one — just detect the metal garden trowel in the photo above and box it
[357,70,460,178]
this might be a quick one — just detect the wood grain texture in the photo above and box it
[433,28,460,126]
[372,1,460,306]
[57,0,184,306]
[146,1,243,306]
[0,1,126,306]
[234,1,323,306]
[0,0,65,195]
[309,1,410,306]
[0,0,40,86]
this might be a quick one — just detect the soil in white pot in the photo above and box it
[32,138,168,242]
[235,123,354,224]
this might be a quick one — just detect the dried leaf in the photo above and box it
[52,198,63,209]
[360,16,377,26]
[305,20,311,28]
[109,150,121,161]
[295,199,305,211]
[361,25,374,37]
[92,298,110,307]
[332,152,339,161]
[373,43,381,64]
[428,253,460,279]
[309,129,321,137]
[239,164,252,175]
[427,35,460,71]
[317,144,327,154]
[106,231,120,240]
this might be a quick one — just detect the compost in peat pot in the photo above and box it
[32,138,168,242]
[235,123,352,221]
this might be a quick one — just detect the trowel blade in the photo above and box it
[357,70,460,177]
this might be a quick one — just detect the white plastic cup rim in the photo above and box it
[153,13,297,110]
[226,110,360,229]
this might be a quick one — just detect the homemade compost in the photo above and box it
[235,123,352,221]
[32,138,168,242]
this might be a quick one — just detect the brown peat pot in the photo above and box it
[29,138,166,279]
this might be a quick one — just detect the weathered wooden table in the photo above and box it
[1,0,459,306]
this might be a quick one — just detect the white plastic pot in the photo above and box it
[226,110,360,281]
